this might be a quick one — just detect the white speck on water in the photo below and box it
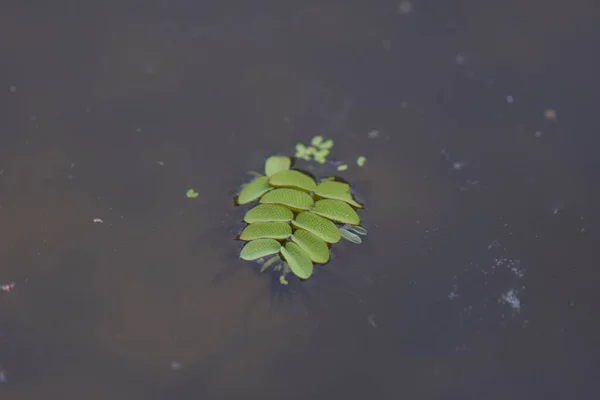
[397,0,413,14]
[9,85,16,93]
[494,258,525,278]
[534,131,543,137]
[171,361,181,370]
[93,218,104,223]
[487,240,500,250]
[452,161,467,170]
[367,130,379,139]
[1,282,16,292]
[552,206,562,215]
[506,95,514,103]
[499,289,521,312]
[367,314,378,328]
[448,291,459,300]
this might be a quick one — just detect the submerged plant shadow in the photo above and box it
[211,258,346,319]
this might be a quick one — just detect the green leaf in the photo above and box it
[314,180,362,208]
[311,199,360,225]
[244,204,294,223]
[259,188,314,211]
[356,156,367,167]
[186,189,199,198]
[339,227,362,244]
[336,164,348,171]
[240,239,283,260]
[315,149,329,157]
[292,211,341,243]
[311,136,323,146]
[292,229,330,264]
[265,155,291,176]
[239,221,292,241]
[237,176,272,205]
[319,139,334,149]
[346,225,368,235]
[260,255,282,272]
[280,242,313,279]
[268,169,317,192]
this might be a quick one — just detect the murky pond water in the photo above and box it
[1,1,598,399]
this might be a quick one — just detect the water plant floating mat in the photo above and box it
[234,137,368,284]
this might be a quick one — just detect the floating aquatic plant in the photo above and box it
[186,189,199,198]
[235,137,368,284]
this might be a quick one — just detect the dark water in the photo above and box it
[1,1,599,399]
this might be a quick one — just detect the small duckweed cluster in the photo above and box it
[235,153,367,283]
[295,136,333,163]
[295,136,367,171]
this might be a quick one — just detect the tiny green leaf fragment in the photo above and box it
[336,164,348,171]
[319,139,334,149]
[279,274,289,285]
[186,189,199,198]
[311,136,323,146]
[315,149,330,158]
[295,144,309,159]
[357,156,367,167]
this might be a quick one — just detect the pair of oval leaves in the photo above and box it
[240,228,329,279]
[240,203,358,243]
[239,209,341,244]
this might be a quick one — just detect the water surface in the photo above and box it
[1,1,598,399]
